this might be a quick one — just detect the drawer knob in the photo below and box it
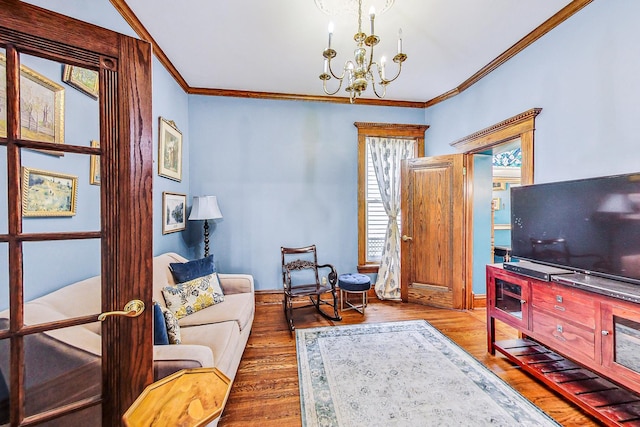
[520,299,527,304]
[556,295,563,303]
[556,325,563,333]
[602,330,610,336]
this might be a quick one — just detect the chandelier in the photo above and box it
[318,0,406,103]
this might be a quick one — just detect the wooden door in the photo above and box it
[0,2,153,425]
[400,154,466,309]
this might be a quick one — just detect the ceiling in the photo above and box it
[123,0,578,104]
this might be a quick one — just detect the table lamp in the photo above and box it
[189,195,223,257]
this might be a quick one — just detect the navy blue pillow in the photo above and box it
[169,255,215,283]
[153,302,169,345]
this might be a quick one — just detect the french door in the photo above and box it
[0,1,153,425]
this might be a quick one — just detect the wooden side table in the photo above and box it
[123,367,231,427]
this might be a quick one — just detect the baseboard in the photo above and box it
[473,293,486,309]
[255,287,378,305]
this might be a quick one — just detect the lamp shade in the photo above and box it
[189,196,223,221]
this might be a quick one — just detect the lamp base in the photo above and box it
[203,219,210,258]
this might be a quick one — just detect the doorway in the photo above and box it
[450,108,540,309]
[470,139,522,307]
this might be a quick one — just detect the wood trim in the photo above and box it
[102,34,154,424]
[425,0,593,107]
[453,108,541,310]
[450,108,542,151]
[473,293,487,309]
[355,123,428,269]
[189,87,426,108]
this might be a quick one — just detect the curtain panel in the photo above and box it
[368,137,416,300]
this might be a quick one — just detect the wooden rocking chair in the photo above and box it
[281,245,341,332]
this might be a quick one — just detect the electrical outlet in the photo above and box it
[322,276,327,285]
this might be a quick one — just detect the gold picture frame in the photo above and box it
[0,53,65,153]
[162,192,186,234]
[90,140,100,185]
[158,117,182,182]
[62,64,99,100]
[22,167,77,217]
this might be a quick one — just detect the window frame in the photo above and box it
[355,122,428,273]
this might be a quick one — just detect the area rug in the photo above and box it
[296,320,560,426]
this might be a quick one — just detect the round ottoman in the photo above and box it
[338,273,371,315]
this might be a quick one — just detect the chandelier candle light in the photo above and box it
[319,0,406,103]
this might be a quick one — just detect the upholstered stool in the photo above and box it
[338,273,371,315]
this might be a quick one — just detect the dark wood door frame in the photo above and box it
[0,1,153,425]
[449,108,541,309]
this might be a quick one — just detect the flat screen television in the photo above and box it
[510,172,640,285]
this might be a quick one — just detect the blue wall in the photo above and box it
[424,1,640,182]
[422,0,640,296]
[6,0,640,301]
[0,0,191,308]
[187,96,423,289]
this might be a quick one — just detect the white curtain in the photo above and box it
[368,137,416,300]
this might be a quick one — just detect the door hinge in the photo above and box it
[462,166,467,176]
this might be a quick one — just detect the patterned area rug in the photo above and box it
[296,320,560,426]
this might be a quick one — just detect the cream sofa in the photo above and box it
[0,252,254,424]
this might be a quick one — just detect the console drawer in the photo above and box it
[532,309,596,362]
[531,282,596,329]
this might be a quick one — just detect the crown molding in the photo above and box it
[188,86,426,108]
[111,0,591,108]
[425,0,593,108]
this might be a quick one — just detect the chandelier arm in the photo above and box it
[381,61,403,84]
[371,80,387,99]
[327,58,348,80]
[322,76,344,96]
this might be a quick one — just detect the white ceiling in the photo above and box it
[124,0,575,103]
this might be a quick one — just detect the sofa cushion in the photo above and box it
[178,293,254,332]
[169,255,216,282]
[153,302,169,345]
[179,320,240,377]
[162,273,224,320]
[160,306,181,344]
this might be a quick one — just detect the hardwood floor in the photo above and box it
[219,297,600,426]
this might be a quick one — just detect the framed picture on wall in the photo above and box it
[90,140,100,185]
[0,53,65,155]
[22,167,77,217]
[162,192,186,234]
[62,64,99,99]
[158,117,183,182]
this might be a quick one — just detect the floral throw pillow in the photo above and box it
[160,305,181,344]
[161,272,225,320]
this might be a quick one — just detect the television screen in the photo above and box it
[511,173,640,285]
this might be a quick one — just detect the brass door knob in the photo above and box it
[401,235,413,242]
[98,299,145,321]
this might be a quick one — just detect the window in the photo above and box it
[355,123,427,273]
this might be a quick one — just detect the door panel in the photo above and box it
[401,154,466,309]
[0,2,153,425]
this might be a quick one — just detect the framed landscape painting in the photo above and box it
[90,140,100,185]
[162,192,186,234]
[158,117,182,182]
[22,167,77,217]
[0,53,65,152]
[62,64,99,99]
